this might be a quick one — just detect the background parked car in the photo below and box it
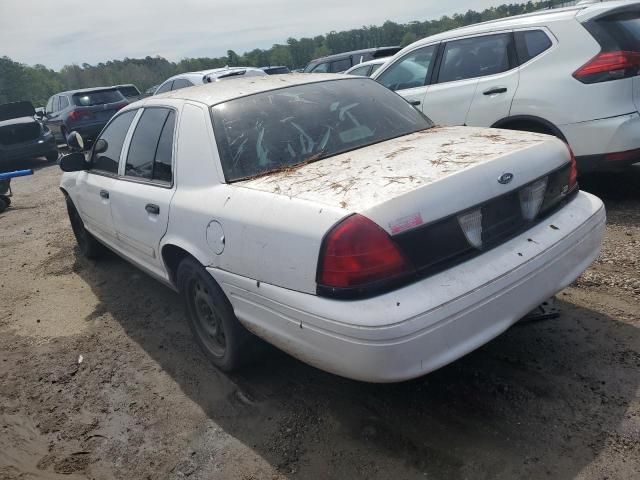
[0,101,58,164]
[260,65,291,75]
[154,67,267,95]
[115,84,143,103]
[303,46,401,73]
[344,57,389,77]
[43,87,128,145]
[373,1,640,172]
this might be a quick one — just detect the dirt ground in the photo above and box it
[0,158,638,480]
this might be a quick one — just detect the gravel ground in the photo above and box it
[0,159,638,480]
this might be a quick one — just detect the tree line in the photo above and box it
[0,1,568,107]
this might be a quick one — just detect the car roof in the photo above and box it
[346,57,389,69]
[406,0,635,47]
[309,46,400,64]
[164,66,265,83]
[146,73,354,106]
[56,86,122,96]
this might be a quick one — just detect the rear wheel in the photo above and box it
[65,197,104,259]
[177,257,257,372]
[0,197,7,214]
[46,151,58,162]
[60,127,68,146]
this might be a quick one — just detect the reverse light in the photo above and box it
[317,214,412,290]
[457,209,483,249]
[519,177,548,221]
[573,50,640,84]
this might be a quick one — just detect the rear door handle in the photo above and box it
[99,190,109,199]
[145,203,160,215]
[483,87,507,96]
[409,100,421,106]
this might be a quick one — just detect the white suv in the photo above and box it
[372,0,640,172]
[154,67,266,95]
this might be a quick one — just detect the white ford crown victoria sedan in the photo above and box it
[59,74,605,383]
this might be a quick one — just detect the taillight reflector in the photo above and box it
[317,214,412,289]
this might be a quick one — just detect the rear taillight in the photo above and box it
[573,50,640,84]
[68,110,94,122]
[317,214,413,291]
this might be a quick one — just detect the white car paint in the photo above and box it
[344,58,390,77]
[372,0,640,170]
[154,66,267,95]
[61,75,605,382]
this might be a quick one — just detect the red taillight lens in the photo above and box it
[68,110,80,121]
[68,109,94,122]
[573,50,640,83]
[318,214,412,289]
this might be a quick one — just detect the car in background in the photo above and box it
[0,101,58,164]
[344,58,389,77]
[144,85,159,96]
[115,84,143,103]
[373,0,640,172]
[154,67,267,95]
[58,74,604,383]
[260,65,291,75]
[43,87,128,145]
[303,46,401,73]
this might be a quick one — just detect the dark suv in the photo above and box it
[43,87,128,144]
[0,101,58,165]
[303,46,401,73]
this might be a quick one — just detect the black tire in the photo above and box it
[0,197,6,214]
[1,196,10,207]
[177,257,256,372]
[65,197,104,259]
[46,150,59,162]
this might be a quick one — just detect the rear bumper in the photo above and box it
[560,112,640,172]
[209,191,606,382]
[0,132,57,163]
[67,122,107,142]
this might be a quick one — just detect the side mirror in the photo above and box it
[59,152,88,172]
[66,131,85,151]
[93,138,108,154]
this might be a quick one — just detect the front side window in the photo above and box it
[348,65,371,77]
[515,30,552,64]
[331,58,352,72]
[376,45,437,91]
[171,78,194,90]
[92,110,137,174]
[125,108,175,184]
[211,78,433,182]
[155,81,173,94]
[311,62,329,73]
[438,33,511,83]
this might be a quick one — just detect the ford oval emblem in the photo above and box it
[498,172,514,185]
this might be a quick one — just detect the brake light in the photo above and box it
[68,110,94,122]
[573,50,640,83]
[317,214,413,290]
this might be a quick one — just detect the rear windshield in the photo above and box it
[587,11,640,50]
[72,89,124,106]
[211,78,432,182]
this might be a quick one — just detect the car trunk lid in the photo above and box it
[0,116,41,145]
[237,126,571,233]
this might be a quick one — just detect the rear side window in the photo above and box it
[125,108,175,184]
[515,30,552,64]
[438,33,511,83]
[59,96,70,110]
[118,86,140,98]
[92,111,136,174]
[73,90,123,106]
[377,45,437,91]
[172,78,194,90]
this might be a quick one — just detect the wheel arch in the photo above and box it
[161,241,213,288]
[491,115,566,141]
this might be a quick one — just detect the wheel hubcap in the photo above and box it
[191,279,226,357]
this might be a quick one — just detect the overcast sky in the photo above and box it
[1,0,509,70]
